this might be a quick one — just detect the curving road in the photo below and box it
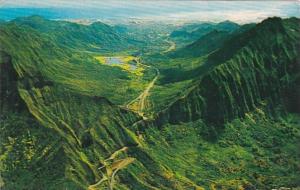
[126,39,175,118]
[163,39,176,53]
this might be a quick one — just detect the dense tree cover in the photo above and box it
[0,16,299,189]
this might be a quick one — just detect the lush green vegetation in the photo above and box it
[142,110,300,189]
[0,19,156,105]
[0,16,299,190]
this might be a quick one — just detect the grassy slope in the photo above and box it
[171,30,231,58]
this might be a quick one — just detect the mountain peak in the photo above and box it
[218,20,237,25]
[216,20,240,30]
[262,16,282,23]
[90,21,110,28]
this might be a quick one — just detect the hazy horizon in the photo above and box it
[1,1,299,23]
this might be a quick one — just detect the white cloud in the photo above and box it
[1,0,299,23]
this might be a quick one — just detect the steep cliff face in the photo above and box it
[158,17,300,126]
[0,50,65,189]
[0,51,22,112]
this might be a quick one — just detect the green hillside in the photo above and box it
[171,30,231,58]
[0,16,299,190]
[170,21,240,47]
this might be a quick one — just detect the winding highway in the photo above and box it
[126,62,159,119]
[126,40,175,118]
[163,39,176,53]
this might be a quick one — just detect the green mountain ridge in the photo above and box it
[157,17,300,125]
[170,21,240,47]
[171,30,231,58]
[170,22,257,58]
[11,15,142,52]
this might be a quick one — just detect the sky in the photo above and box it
[0,1,299,23]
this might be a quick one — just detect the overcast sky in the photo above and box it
[1,1,299,23]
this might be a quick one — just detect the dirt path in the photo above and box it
[89,147,134,190]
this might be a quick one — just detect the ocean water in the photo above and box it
[0,8,144,21]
